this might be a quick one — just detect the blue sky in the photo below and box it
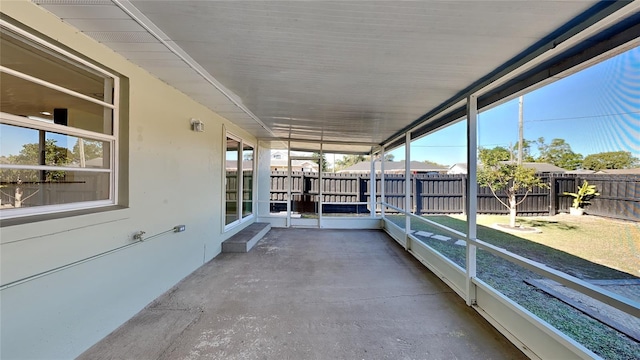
[392,46,640,166]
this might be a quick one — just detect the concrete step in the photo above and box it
[222,222,271,253]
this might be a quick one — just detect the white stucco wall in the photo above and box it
[0,2,257,358]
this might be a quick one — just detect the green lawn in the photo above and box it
[436,214,639,278]
[385,214,640,360]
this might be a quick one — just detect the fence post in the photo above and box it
[415,176,422,214]
[549,175,557,216]
[461,175,467,215]
[359,176,367,213]
[410,174,416,214]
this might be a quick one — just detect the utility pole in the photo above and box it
[518,95,524,165]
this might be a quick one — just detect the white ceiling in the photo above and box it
[34,1,637,153]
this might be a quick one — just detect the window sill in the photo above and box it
[0,205,128,228]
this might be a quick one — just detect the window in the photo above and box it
[242,143,253,218]
[0,23,119,219]
[225,134,254,227]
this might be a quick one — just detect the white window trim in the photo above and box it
[223,131,255,232]
[0,21,119,220]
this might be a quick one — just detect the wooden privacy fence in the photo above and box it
[268,172,639,222]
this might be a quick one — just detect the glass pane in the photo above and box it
[289,151,320,219]
[225,137,240,225]
[291,170,320,218]
[0,170,110,209]
[321,152,370,217]
[477,252,639,359]
[407,120,468,268]
[0,124,110,168]
[0,30,109,102]
[471,48,640,357]
[0,72,113,135]
[242,144,253,218]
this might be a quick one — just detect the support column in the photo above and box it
[405,132,411,250]
[381,147,386,217]
[370,151,376,218]
[466,95,478,306]
[286,143,291,228]
[319,144,323,228]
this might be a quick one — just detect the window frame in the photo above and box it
[0,20,120,219]
[223,131,255,231]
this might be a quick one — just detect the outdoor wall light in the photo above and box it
[190,118,204,132]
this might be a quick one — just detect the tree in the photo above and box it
[582,151,639,171]
[423,160,445,167]
[1,139,70,207]
[384,153,395,161]
[536,137,582,170]
[511,139,536,162]
[335,154,368,171]
[480,146,511,163]
[72,139,103,163]
[312,152,328,172]
[6,139,70,181]
[477,146,548,228]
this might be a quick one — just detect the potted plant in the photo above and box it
[564,180,599,215]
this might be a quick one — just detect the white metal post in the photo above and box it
[381,146,386,217]
[405,132,412,250]
[466,95,478,306]
[370,150,376,218]
[286,143,291,228]
[319,144,323,228]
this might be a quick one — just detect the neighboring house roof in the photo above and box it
[595,168,640,175]
[269,159,288,168]
[269,159,319,169]
[270,150,313,159]
[338,161,447,174]
[67,157,105,168]
[225,160,254,171]
[446,162,567,174]
[269,159,318,172]
[447,163,468,174]
[504,162,567,173]
[564,169,596,174]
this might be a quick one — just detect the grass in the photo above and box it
[386,214,640,360]
[456,214,640,278]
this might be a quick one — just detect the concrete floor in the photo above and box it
[79,228,526,360]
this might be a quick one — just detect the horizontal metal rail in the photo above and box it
[0,227,178,291]
[380,202,640,318]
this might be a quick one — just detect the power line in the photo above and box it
[524,111,640,123]
[410,145,466,148]
[411,142,507,148]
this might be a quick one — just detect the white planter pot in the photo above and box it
[569,207,584,216]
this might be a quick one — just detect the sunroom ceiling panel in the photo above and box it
[100,42,169,53]
[62,19,145,32]
[36,0,634,151]
[117,51,182,61]
[35,4,130,19]
[127,0,600,146]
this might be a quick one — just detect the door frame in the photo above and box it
[288,155,322,227]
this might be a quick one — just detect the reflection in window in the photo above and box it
[0,169,110,208]
[0,72,112,135]
[0,30,107,102]
[225,137,240,225]
[1,124,109,168]
[0,26,117,216]
[242,144,253,218]
[224,136,254,227]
